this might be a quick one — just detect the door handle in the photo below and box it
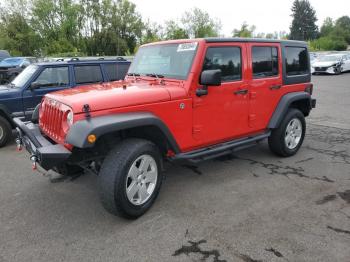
[270,84,282,90]
[234,89,248,95]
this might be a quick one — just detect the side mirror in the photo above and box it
[197,69,221,97]
[29,82,41,91]
[21,64,27,69]
[200,69,222,86]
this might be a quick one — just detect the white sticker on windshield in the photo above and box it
[177,42,198,52]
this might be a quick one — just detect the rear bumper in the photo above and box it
[311,98,316,109]
[13,117,71,171]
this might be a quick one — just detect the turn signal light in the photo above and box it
[87,134,97,144]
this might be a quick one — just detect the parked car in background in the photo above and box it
[0,57,38,83]
[312,53,350,74]
[0,50,11,62]
[0,58,131,147]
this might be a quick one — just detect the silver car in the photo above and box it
[312,54,350,75]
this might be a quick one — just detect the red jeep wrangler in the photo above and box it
[14,38,316,218]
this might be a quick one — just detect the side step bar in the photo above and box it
[171,132,271,163]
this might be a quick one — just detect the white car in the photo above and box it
[312,54,350,75]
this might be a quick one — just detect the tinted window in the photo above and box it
[285,47,308,76]
[34,67,69,88]
[252,47,279,78]
[203,47,241,82]
[105,63,129,81]
[74,65,102,84]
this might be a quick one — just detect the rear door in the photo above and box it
[247,43,283,131]
[73,64,103,86]
[22,66,70,119]
[192,43,250,147]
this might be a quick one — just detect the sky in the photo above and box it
[130,0,350,36]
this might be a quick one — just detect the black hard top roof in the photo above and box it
[204,37,307,46]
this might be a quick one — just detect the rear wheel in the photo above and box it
[268,109,306,157]
[0,116,12,148]
[98,138,162,219]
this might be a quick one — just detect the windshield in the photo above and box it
[0,58,24,67]
[11,65,38,88]
[318,55,342,62]
[128,42,198,80]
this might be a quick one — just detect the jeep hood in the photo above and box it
[45,81,185,113]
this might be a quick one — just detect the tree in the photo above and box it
[164,20,188,40]
[320,17,334,37]
[289,0,318,41]
[0,12,40,56]
[334,16,350,43]
[232,22,255,38]
[181,8,221,38]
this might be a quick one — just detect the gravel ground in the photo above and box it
[0,74,349,262]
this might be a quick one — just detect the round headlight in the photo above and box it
[67,110,74,126]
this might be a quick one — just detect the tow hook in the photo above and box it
[15,138,23,151]
[30,155,38,170]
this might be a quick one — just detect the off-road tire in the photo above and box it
[98,138,162,219]
[268,108,306,157]
[0,116,12,148]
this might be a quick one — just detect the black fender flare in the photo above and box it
[268,92,312,129]
[66,112,181,153]
[0,104,13,124]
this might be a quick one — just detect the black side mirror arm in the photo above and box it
[196,85,208,97]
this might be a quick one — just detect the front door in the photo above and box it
[192,44,250,148]
[22,66,70,119]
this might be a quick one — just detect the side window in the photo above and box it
[203,47,242,82]
[252,46,279,78]
[285,47,308,76]
[34,67,69,88]
[74,65,103,84]
[105,63,129,81]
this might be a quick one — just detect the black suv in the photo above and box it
[0,58,131,147]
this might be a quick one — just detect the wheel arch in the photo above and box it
[66,112,181,154]
[268,92,312,129]
[0,104,14,128]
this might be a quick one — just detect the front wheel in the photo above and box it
[0,116,12,148]
[268,109,306,157]
[98,138,162,219]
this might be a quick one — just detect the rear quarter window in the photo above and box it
[105,63,129,81]
[74,65,103,84]
[285,47,309,76]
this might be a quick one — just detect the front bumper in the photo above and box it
[13,117,71,171]
[312,66,339,74]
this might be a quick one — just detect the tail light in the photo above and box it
[305,83,313,95]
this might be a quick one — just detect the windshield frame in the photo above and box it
[128,42,199,81]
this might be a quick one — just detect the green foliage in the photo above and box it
[309,37,347,51]
[164,20,188,40]
[232,22,255,38]
[181,8,221,38]
[289,0,318,41]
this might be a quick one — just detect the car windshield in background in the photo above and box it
[11,65,38,88]
[128,42,198,80]
[318,55,342,62]
[0,58,23,67]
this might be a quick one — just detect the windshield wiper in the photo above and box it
[127,73,140,77]
[146,73,164,78]
[8,82,16,88]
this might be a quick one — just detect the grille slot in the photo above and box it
[41,102,64,139]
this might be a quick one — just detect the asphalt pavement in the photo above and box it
[0,74,349,262]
